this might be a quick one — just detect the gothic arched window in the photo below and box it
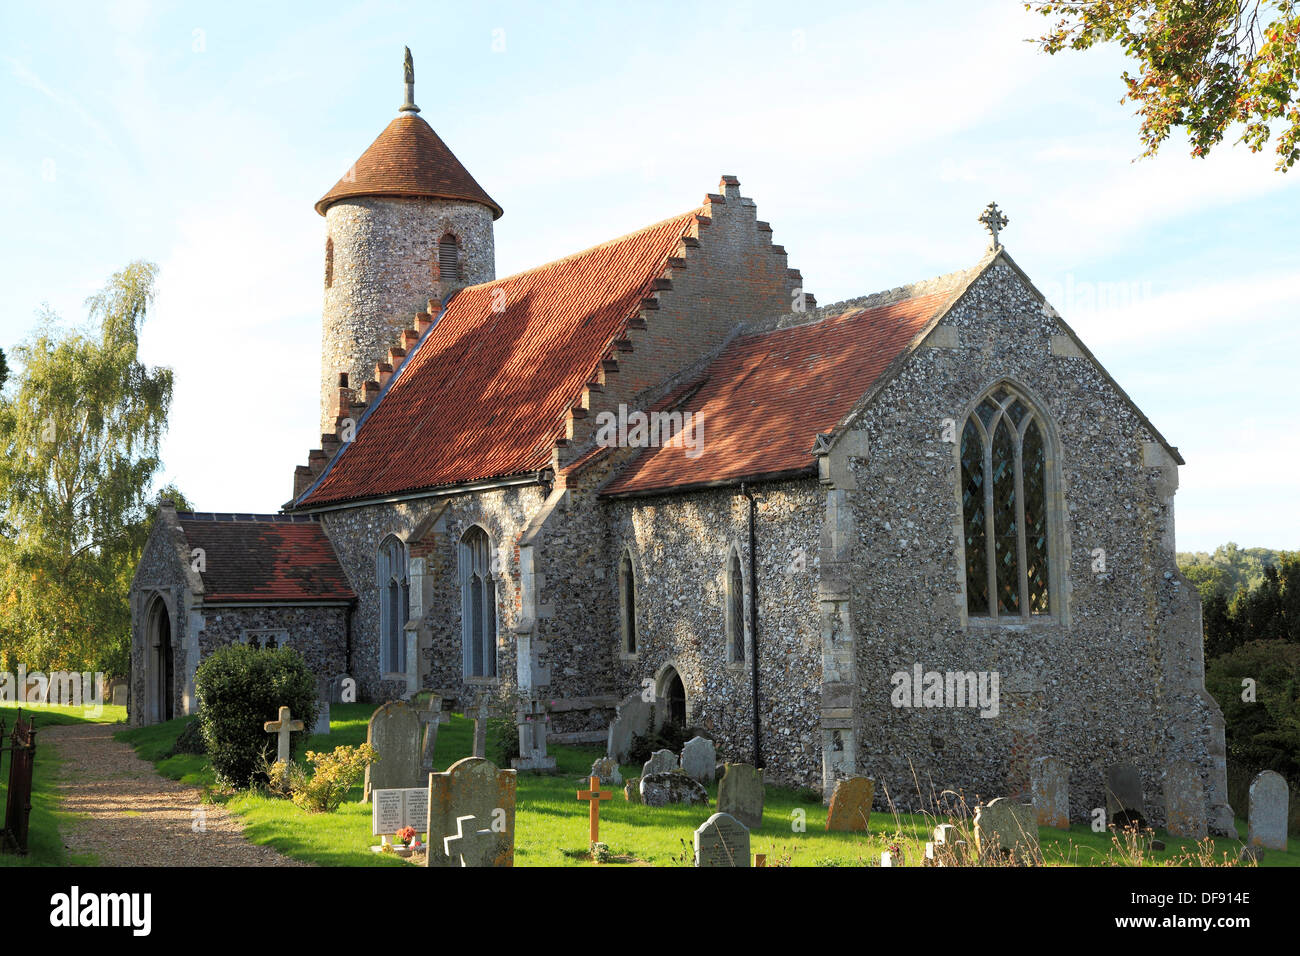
[377,535,409,674]
[438,233,460,282]
[460,526,498,678]
[619,550,637,655]
[960,385,1051,619]
[726,548,746,662]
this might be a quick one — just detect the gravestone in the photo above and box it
[1164,761,1207,839]
[263,706,304,764]
[680,736,717,784]
[590,756,622,786]
[640,772,708,807]
[313,677,331,736]
[371,787,429,839]
[414,693,447,773]
[426,757,517,868]
[974,798,1039,862]
[642,749,678,778]
[364,700,423,802]
[328,674,353,704]
[472,698,489,760]
[825,776,873,832]
[443,814,496,867]
[930,823,967,865]
[1105,761,1146,829]
[606,691,652,763]
[111,683,128,708]
[1247,769,1288,850]
[624,776,642,804]
[1031,756,1069,829]
[693,812,750,867]
[718,763,763,829]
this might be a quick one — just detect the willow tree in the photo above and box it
[0,261,174,675]
[1029,1,1300,170]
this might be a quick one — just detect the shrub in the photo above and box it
[263,744,377,813]
[479,687,522,767]
[194,643,318,788]
[1206,639,1300,783]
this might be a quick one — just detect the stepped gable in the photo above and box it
[177,513,354,602]
[315,113,502,218]
[296,210,700,507]
[601,269,977,497]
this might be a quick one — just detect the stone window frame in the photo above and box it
[377,534,409,679]
[724,542,750,668]
[240,628,290,651]
[459,524,500,682]
[953,378,1068,628]
[617,547,639,661]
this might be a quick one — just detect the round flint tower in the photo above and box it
[316,47,502,435]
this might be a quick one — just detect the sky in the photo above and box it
[1,0,1297,552]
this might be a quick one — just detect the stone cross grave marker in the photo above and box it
[680,736,716,784]
[694,812,750,867]
[415,692,447,773]
[443,814,496,867]
[1164,761,1207,839]
[825,776,873,831]
[1248,769,1289,850]
[1031,756,1069,829]
[364,700,423,802]
[263,706,304,764]
[974,798,1039,863]
[426,757,517,868]
[577,775,613,844]
[1105,761,1146,829]
[313,677,331,736]
[718,763,763,829]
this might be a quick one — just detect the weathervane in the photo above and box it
[978,201,1008,251]
[400,46,420,114]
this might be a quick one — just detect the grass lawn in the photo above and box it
[0,702,126,866]
[116,705,1300,867]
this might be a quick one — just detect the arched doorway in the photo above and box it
[657,666,686,729]
[149,598,174,723]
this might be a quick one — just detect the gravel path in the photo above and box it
[43,723,309,867]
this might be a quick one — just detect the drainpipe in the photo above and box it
[345,603,354,681]
[741,483,763,769]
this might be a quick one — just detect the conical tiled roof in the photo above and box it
[315,113,503,218]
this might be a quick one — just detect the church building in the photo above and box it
[129,52,1234,829]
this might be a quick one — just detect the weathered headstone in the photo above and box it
[680,736,717,784]
[1105,761,1146,829]
[718,763,763,829]
[974,798,1039,862]
[606,691,652,763]
[624,776,642,804]
[313,677,331,736]
[443,813,496,867]
[426,757,517,868]
[414,692,447,772]
[590,756,622,786]
[825,776,873,832]
[364,700,422,801]
[693,812,750,867]
[1030,756,1069,829]
[642,748,678,778]
[111,683,128,708]
[263,705,304,764]
[1164,761,1207,839]
[640,772,708,807]
[1247,769,1288,850]
[929,823,967,865]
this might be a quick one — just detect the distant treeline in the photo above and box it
[1178,544,1300,656]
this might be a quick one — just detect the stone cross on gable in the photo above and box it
[978,201,1009,250]
[263,706,304,764]
[443,814,495,867]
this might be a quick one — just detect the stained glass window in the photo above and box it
[960,386,1052,618]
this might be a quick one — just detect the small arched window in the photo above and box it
[460,526,497,678]
[726,548,746,662]
[377,535,409,674]
[960,384,1051,619]
[324,237,334,288]
[619,551,637,655]
[438,233,460,282]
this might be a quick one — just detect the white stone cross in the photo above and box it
[978,201,1009,249]
[443,814,494,867]
[263,705,305,764]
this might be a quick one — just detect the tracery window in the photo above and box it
[461,526,498,678]
[378,535,409,673]
[960,385,1051,618]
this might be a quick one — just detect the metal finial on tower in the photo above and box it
[978,201,1008,251]
[400,46,420,114]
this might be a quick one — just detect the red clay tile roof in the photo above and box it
[298,211,699,507]
[178,516,355,603]
[316,113,502,218]
[602,288,964,496]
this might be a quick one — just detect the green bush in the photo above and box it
[1206,639,1300,783]
[482,688,521,767]
[194,644,318,788]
